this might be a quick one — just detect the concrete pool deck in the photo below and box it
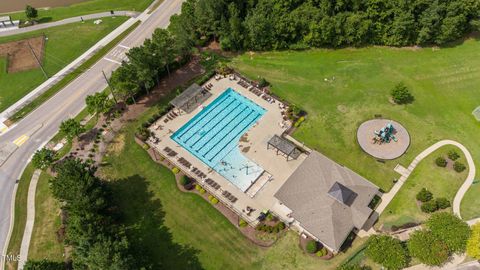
[148,76,307,225]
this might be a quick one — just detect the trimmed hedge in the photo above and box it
[454,161,466,172]
[180,175,190,186]
[435,157,447,167]
[436,197,451,209]
[239,219,248,228]
[416,188,433,202]
[421,200,439,213]
[448,150,460,160]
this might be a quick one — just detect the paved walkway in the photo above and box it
[378,140,475,218]
[359,140,476,237]
[0,11,139,37]
[18,169,40,269]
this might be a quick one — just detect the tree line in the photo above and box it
[170,0,480,50]
[25,159,136,269]
[108,27,190,104]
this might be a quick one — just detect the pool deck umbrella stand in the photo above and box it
[170,83,212,113]
[267,135,301,161]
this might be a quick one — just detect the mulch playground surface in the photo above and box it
[0,36,45,73]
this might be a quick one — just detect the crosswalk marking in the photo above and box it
[13,135,29,146]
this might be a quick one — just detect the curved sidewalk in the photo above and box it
[18,169,40,269]
[0,11,139,37]
[375,140,475,219]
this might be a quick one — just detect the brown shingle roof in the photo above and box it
[274,151,378,251]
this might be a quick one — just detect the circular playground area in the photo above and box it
[357,119,410,160]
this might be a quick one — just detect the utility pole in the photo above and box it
[102,69,118,103]
[27,41,48,79]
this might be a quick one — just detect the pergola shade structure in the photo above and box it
[170,83,212,113]
[267,135,301,160]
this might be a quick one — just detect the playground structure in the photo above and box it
[357,119,410,160]
[372,122,397,144]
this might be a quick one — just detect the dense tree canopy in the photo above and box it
[426,212,471,253]
[50,159,135,269]
[467,223,480,259]
[365,235,408,270]
[170,0,480,51]
[407,230,449,266]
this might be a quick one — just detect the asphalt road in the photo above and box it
[0,0,183,261]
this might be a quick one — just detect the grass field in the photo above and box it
[0,17,127,113]
[378,146,467,229]
[27,172,64,262]
[96,101,371,270]
[232,40,480,195]
[5,0,153,22]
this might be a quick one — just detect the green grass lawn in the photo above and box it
[232,41,480,195]
[97,102,370,270]
[461,182,480,220]
[378,146,467,229]
[28,172,64,262]
[0,17,127,113]
[6,0,153,22]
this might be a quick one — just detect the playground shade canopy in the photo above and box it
[267,135,301,160]
[275,151,378,252]
[170,83,212,113]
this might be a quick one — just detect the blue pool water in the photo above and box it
[171,88,266,191]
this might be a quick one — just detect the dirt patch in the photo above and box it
[0,36,45,73]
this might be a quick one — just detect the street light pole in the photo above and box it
[102,69,118,103]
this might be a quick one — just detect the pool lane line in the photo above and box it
[207,112,260,163]
[188,102,244,149]
[175,93,232,140]
[181,98,238,144]
[194,105,250,154]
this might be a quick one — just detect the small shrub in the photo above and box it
[211,197,219,204]
[199,188,206,194]
[316,247,328,257]
[294,116,305,128]
[436,197,451,209]
[208,195,213,201]
[266,212,274,221]
[159,156,165,161]
[416,188,433,202]
[180,175,190,186]
[239,219,248,228]
[142,144,150,150]
[454,161,466,173]
[391,82,414,104]
[435,157,447,167]
[172,167,180,174]
[195,184,202,191]
[306,240,318,254]
[448,150,460,160]
[276,222,285,230]
[421,200,439,213]
[258,77,269,88]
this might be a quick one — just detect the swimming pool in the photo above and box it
[171,88,266,191]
